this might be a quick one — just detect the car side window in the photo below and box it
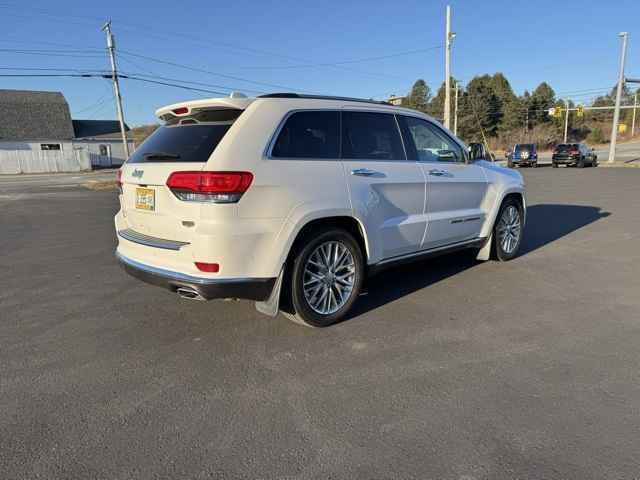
[271,111,339,159]
[341,111,405,161]
[398,116,464,163]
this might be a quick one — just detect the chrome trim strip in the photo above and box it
[116,251,268,286]
[117,228,190,251]
[376,238,482,266]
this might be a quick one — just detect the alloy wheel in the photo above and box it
[302,241,356,315]
[497,205,522,254]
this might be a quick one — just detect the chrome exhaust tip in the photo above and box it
[176,287,205,301]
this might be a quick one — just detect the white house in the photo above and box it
[72,120,135,168]
[0,89,135,174]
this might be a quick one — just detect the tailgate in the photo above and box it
[120,162,203,242]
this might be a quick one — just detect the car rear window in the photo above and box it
[556,144,578,151]
[128,124,232,164]
[271,111,339,159]
[515,144,535,152]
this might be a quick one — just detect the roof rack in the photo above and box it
[258,93,390,106]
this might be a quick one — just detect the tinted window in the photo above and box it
[272,111,339,159]
[556,144,578,152]
[399,116,464,163]
[341,112,405,160]
[40,144,61,151]
[128,124,231,163]
[515,144,535,153]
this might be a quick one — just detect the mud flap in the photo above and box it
[255,267,284,317]
[476,234,492,261]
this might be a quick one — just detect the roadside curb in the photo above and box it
[599,162,640,168]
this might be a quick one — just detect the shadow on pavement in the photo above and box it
[520,204,610,255]
[349,204,609,319]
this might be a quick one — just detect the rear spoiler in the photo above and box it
[156,97,255,120]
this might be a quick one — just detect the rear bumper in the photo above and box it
[552,157,577,164]
[116,252,276,301]
[511,158,537,165]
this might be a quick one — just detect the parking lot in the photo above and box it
[1,167,639,479]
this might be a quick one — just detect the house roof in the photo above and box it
[73,119,131,139]
[0,89,75,141]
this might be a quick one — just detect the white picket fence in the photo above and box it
[0,143,91,174]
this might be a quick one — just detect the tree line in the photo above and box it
[400,75,640,150]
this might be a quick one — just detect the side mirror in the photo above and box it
[468,142,487,161]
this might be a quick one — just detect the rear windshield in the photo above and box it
[128,124,231,163]
[556,144,578,151]
[515,144,535,152]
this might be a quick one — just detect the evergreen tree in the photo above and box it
[402,79,431,113]
[460,75,502,139]
[491,73,521,133]
[530,82,556,125]
[427,80,447,122]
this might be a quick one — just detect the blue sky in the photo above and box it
[1,0,638,125]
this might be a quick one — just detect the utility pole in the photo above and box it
[453,80,459,135]
[608,32,628,163]
[444,5,455,130]
[563,99,570,143]
[632,92,637,137]
[102,20,130,159]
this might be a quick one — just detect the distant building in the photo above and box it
[0,89,135,174]
[72,120,134,168]
[387,95,405,106]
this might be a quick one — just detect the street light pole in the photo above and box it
[102,20,130,159]
[453,80,459,135]
[563,99,570,143]
[444,5,453,129]
[632,92,638,137]
[608,32,628,163]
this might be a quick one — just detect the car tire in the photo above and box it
[507,159,514,168]
[283,228,364,327]
[492,198,524,262]
[577,157,585,168]
[532,161,538,168]
[552,162,558,168]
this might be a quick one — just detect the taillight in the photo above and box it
[166,171,253,203]
[195,262,220,273]
[116,169,123,193]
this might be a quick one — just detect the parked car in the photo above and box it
[115,93,526,327]
[507,144,538,168]
[552,143,598,168]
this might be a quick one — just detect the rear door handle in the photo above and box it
[351,168,380,177]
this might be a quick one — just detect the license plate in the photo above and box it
[135,187,155,211]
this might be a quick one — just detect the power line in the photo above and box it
[0,4,416,82]
[116,55,267,94]
[0,66,108,73]
[236,45,444,70]
[0,48,104,58]
[0,72,228,95]
[124,75,228,96]
[118,50,313,93]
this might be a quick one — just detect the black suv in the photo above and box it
[507,144,538,168]
[552,143,598,168]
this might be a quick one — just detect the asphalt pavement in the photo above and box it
[1,167,640,479]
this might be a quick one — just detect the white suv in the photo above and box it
[115,93,525,327]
